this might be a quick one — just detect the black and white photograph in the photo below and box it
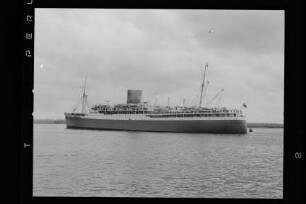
[33,9,284,198]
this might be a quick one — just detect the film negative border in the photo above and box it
[21,0,34,202]
[17,1,304,204]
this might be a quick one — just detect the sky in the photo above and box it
[34,9,284,123]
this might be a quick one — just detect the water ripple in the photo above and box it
[34,124,283,198]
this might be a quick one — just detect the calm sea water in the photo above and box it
[33,124,283,198]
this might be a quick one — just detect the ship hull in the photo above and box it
[65,115,247,134]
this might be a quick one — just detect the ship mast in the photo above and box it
[81,77,87,114]
[198,62,208,108]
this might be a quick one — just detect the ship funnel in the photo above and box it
[127,90,142,104]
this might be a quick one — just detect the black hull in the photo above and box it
[65,116,247,134]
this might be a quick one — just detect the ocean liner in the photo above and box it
[65,63,247,134]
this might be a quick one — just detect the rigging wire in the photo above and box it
[73,95,82,113]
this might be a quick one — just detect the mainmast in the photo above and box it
[198,62,208,108]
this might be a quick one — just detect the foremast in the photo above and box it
[72,77,89,115]
[81,77,88,114]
